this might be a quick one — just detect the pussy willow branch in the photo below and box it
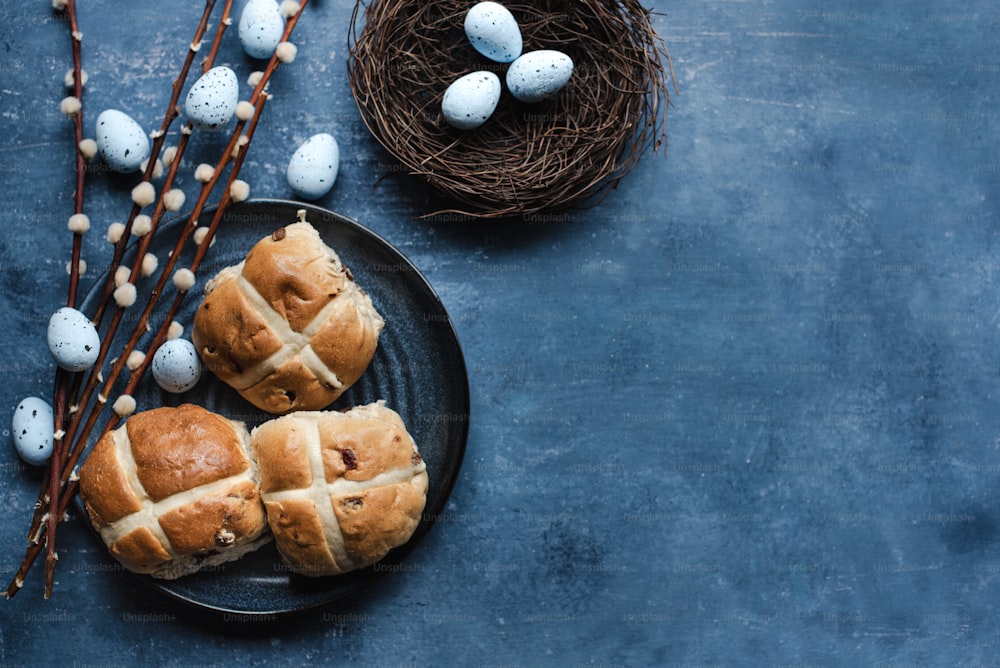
[44,0,88,600]
[7,0,309,599]
[9,0,219,600]
[54,0,233,491]
[42,0,231,599]
[90,0,220,327]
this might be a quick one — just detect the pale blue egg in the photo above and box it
[152,339,203,393]
[12,397,54,466]
[47,307,100,373]
[185,66,239,131]
[287,133,340,200]
[95,109,150,173]
[464,1,522,63]
[442,71,502,130]
[506,50,574,103]
[239,0,284,60]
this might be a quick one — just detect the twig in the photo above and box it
[7,0,310,599]
[9,0,218,600]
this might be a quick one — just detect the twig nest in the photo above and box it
[348,0,672,217]
[464,1,522,63]
[441,71,501,130]
[12,397,54,467]
[185,66,239,131]
[95,109,150,173]
[47,307,100,372]
[151,339,202,394]
[239,0,285,59]
[286,133,340,200]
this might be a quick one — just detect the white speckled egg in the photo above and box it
[442,71,502,130]
[12,397,54,467]
[151,338,202,394]
[95,109,150,173]
[506,50,574,103]
[47,307,100,373]
[185,66,239,131]
[286,133,340,200]
[464,1,522,63]
[239,0,285,60]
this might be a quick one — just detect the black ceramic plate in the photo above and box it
[78,199,469,616]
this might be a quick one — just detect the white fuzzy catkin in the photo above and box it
[52,0,68,10]
[276,42,297,63]
[67,213,90,234]
[247,71,265,88]
[65,259,87,275]
[139,158,164,179]
[114,283,137,308]
[64,68,88,88]
[60,96,81,116]
[106,222,125,244]
[162,145,177,167]
[126,350,146,371]
[235,101,255,122]
[194,163,215,183]
[163,189,185,212]
[78,138,97,160]
[113,395,137,418]
[192,226,215,247]
[167,321,184,340]
[114,265,131,288]
[141,253,158,277]
[230,135,250,159]
[229,180,250,203]
[131,181,155,207]
[280,1,300,17]
[173,268,196,292]
[131,214,152,237]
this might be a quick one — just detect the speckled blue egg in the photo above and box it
[152,338,202,393]
[286,133,340,200]
[442,71,502,130]
[238,0,284,60]
[185,66,239,131]
[464,1,522,63]
[506,50,574,103]
[12,397,54,467]
[95,109,150,173]
[47,307,100,373]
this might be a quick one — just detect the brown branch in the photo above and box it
[8,0,219,600]
[7,0,311,599]
[202,0,235,74]
[90,0,219,327]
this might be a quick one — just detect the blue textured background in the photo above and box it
[3,0,1000,665]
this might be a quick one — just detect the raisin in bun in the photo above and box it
[192,217,384,414]
[78,404,269,579]
[250,401,428,577]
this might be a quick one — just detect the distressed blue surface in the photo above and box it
[3,0,1000,665]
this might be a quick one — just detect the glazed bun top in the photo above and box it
[192,219,384,415]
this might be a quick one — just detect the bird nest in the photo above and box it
[347,0,673,219]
